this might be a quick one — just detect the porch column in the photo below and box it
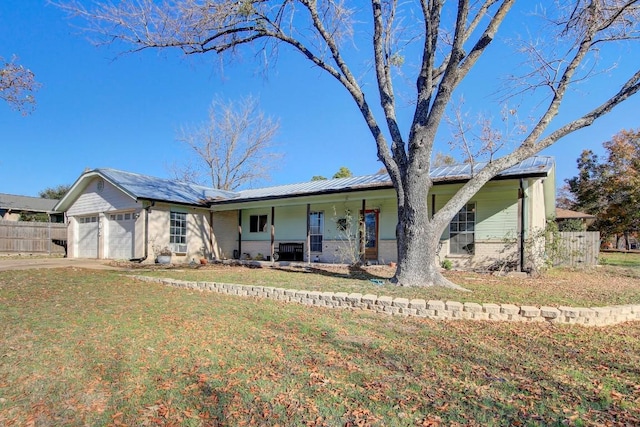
[360,199,366,264]
[306,204,311,263]
[237,209,242,259]
[271,206,275,261]
[431,194,436,219]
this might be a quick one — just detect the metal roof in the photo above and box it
[0,193,59,213]
[54,156,554,211]
[235,173,393,201]
[220,156,555,204]
[429,156,554,181]
[97,168,237,206]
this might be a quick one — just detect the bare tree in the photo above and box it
[445,99,528,174]
[432,152,457,167]
[58,0,640,288]
[174,96,281,191]
[0,55,40,115]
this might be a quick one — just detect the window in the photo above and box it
[170,211,187,253]
[79,216,97,224]
[249,214,268,233]
[109,212,133,221]
[449,203,475,255]
[309,211,324,252]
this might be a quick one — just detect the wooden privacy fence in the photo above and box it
[554,231,600,267]
[0,220,67,255]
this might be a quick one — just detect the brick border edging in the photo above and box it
[130,275,640,327]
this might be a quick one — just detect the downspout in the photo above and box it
[209,211,214,260]
[519,178,526,272]
[143,206,149,260]
[63,212,69,258]
[130,205,150,263]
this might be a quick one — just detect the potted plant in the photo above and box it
[155,246,172,265]
[198,246,208,265]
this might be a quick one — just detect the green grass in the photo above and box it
[600,251,640,268]
[1,268,640,426]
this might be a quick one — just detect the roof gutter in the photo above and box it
[207,172,551,208]
[136,197,209,209]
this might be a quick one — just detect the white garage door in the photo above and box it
[108,212,135,260]
[77,216,99,258]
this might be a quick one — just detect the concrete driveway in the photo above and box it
[0,257,124,271]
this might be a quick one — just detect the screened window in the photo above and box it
[449,203,475,255]
[309,211,324,252]
[250,214,268,233]
[170,211,187,253]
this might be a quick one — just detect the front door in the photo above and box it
[364,210,379,261]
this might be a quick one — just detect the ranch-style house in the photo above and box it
[53,156,555,271]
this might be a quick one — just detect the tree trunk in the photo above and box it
[391,175,469,291]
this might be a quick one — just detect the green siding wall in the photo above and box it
[433,181,519,241]
[274,206,307,240]
[475,190,518,241]
[238,181,521,246]
[240,208,271,241]
[377,197,398,240]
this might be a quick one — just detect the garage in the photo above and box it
[77,215,99,258]
[108,212,135,260]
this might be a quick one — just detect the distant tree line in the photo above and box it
[561,129,640,249]
[311,166,353,181]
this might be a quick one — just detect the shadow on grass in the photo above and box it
[271,264,393,283]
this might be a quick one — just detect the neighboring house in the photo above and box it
[0,193,64,222]
[53,156,555,271]
[554,208,596,231]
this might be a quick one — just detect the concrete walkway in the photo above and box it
[0,257,123,271]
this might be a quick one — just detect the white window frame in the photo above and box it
[449,203,475,255]
[309,211,324,252]
[170,211,187,254]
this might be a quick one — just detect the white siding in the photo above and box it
[67,177,138,216]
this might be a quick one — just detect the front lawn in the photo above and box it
[132,260,640,307]
[600,250,640,269]
[1,268,639,426]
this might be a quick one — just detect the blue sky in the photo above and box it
[1,1,638,197]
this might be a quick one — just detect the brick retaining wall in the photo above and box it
[131,275,640,327]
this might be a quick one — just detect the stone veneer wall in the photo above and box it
[132,275,640,327]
